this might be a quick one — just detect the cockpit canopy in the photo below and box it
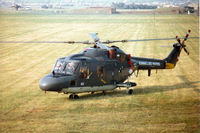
[53,59,79,75]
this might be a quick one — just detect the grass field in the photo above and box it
[0,11,199,132]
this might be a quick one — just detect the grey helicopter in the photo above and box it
[0,29,196,99]
[37,29,196,99]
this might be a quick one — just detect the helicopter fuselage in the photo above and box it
[39,30,191,99]
[39,47,136,94]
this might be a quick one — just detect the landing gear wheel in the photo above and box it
[74,95,79,99]
[128,89,133,95]
[69,94,79,99]
[69,94,74,99]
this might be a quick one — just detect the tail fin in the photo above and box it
[164,43,181,69]
[164,29,191,69]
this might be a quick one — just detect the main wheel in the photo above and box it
[69,94,74,99]
[74,95,79,99]
[128,89,133,95]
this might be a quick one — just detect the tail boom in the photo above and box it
[131,43,182,71]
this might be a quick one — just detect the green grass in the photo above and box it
[0,11,199,133]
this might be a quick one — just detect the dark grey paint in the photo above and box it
[39,43,182,94]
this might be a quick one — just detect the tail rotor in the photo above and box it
[175,29,191,55]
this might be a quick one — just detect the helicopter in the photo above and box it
[36,29,198,99]
[11,3,32,11]
[0,30,196,99]
[0,29,197,99]
[11,3,22,11]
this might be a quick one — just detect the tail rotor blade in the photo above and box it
[175,29,191,56]
[184,48,189,55]
[184,29,191,41]
[181,29,191,55]
[181,29,191,45]
[176,36,181,45]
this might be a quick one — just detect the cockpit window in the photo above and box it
[53,60,79,75]
[54,60,65,71]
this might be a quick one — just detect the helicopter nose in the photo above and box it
[39,75,71,92]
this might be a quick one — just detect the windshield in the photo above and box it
[53,60,78,75]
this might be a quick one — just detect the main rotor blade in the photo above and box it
[102,37,199,44]
[0,37,199,44]
[0,41,94,44]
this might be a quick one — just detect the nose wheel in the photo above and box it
[69,94,79,99]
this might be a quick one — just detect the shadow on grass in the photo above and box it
[60,75,200,100]
[132,75,200,95]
